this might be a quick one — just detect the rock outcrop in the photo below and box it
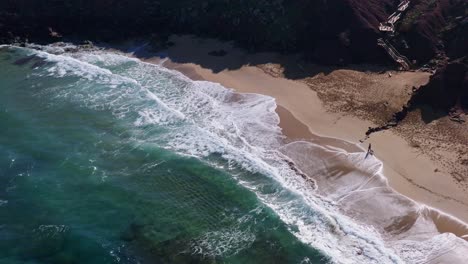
[1,0,465,67]
[0,0,439,65]
[365,59,466,137]
[396,0,467,64]
[412,60,468,113]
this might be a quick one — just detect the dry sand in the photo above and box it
[127,35,468,233]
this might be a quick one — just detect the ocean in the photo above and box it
[0,44,467,264]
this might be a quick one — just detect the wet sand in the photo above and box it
[119,35,468,237]
[277,106,468,240]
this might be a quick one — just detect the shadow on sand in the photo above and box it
[103,35,390,80]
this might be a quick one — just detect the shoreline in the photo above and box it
[276,105,468,240]
[115,36,468,236]
[158,59,468,238]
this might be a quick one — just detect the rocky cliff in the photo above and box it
[0,0,425,65]
[1,0,465,66]
[411,60,467,115]
[403,0,467,115]
[396,0,467,64]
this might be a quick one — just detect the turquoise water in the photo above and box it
[3,45,467,264]
[0,46,326,263]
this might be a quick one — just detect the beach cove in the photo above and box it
[140,35,468,227]
[1,40,467,263]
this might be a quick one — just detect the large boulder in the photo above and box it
[410,60,468,113]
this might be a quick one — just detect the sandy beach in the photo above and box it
[127,35,468,236]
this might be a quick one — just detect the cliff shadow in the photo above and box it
[410,105,448,124]
[107,35,389,81]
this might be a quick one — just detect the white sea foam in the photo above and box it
[191,226,256,257]
[13,44,468,263]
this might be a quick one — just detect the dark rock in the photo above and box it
[366,59,467,136]
[0,0,465,69]
[396,0,467,64]
[208,49,227,57]
[410,60,467,114]
[0,0,413,65]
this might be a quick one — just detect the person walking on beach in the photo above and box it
[365,143,374,159]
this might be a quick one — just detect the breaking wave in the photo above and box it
[7,43,468,263]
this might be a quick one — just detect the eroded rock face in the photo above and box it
[411,60,468,112]
[0,0,465,66]
[369,60,467,135]
[396,0,467,64]
[0,0,400,65]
